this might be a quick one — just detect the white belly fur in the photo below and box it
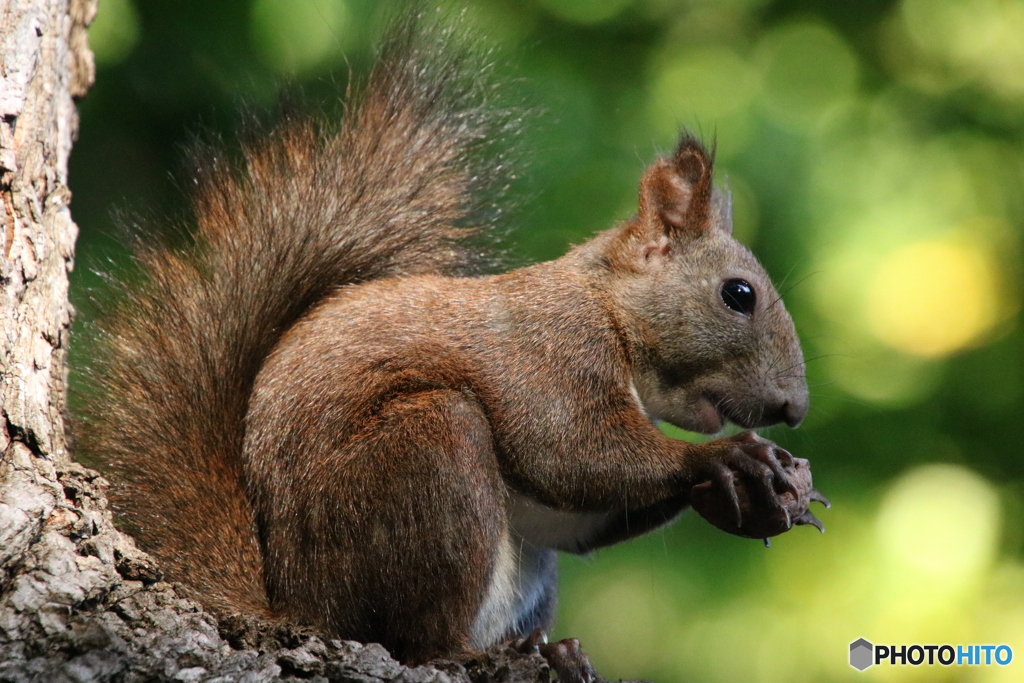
[470,491,616,648]
[470,530,547,649]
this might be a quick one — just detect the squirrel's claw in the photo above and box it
[793,509,825,533]
[688,433,828,540]
[745,437,799,499]
[718,468,744,529]
[809,489,831,508]
[771,449,801,499]
[516,630,596,683]
[691,469,744,529]
[515,628,548,654]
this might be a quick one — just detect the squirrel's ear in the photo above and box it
[637,135,715,238]
[710,187,734,236]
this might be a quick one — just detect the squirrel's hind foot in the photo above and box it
[516,629,598,683]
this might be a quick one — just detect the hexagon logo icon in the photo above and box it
[850,638,874,671]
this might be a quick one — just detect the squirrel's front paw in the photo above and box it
[687,432,830,541]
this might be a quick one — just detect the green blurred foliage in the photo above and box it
[72,1,1024,681]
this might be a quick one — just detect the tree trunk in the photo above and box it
[1,0,96,633]
[0,2,596,681]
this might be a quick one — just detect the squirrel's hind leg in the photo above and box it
[267,388,508,664]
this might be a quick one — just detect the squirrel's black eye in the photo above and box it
[720,279,756,316]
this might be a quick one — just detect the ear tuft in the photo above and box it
[673,134,715,188]
[638,132,716,236]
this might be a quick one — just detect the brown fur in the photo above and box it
[77,15,505,617]
[77,16,808,667]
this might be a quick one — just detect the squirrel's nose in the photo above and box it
[781,397,808,428]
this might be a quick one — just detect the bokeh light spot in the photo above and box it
[89,0,140,66]
[901,0,1024,99]
[651,48,760,121]
[826,345,942,408]
[756,21,859,128]
[250,0,353,74]
[648,47,759,156]
[877,464,1001,590]
[867,240,1000,357]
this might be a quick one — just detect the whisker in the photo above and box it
[770,353,843,380]
[768,270,823,310]
[772,261,801,298]
[807,393,876,409]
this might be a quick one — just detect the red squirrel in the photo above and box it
[77,10,826,681]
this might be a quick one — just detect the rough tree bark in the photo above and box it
[0,2,599,682]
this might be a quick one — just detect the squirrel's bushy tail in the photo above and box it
[77,13,511,614]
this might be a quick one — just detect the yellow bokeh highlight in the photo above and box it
[810,234,943,407]
[864,464,1005,680]
[867,239,1000,357]
[900,0,1024,99]
[807,124,1020,406]
[876,464,1001,599]
[560,465,1015,682]
[975,563,1024,682]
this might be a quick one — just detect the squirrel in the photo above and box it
[76,9,826,681]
